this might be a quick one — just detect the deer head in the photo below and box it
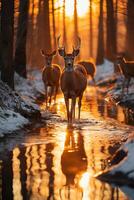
[57,35,81,69]
[40,49,56,67]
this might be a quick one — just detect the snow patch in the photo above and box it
[0,108,29,137]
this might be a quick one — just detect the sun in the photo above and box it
[65,0,89,18]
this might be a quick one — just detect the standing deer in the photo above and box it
[57,36,87,124]
[41,50,61,106]
[77,58,96,84]
[116,56,134,94]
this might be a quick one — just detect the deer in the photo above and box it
[41,50,61,106]
[77,58,96,84]
[115,56,134,94]
[57,36,87,124]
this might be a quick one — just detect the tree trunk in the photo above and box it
[52,0,56,49]
[43,0,52,52]
[96,0,104,65]
[106,0,117,61]
[89,0,93,56]
[126,0,134,59]
[63,0,67,48]
[74,0,78,37]
[27,0,34,68]
[1,0,14,89]
[14,0,29,78]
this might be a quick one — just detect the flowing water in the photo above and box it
[0,86,134,200]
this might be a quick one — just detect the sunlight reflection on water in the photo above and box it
[0,86,133,199]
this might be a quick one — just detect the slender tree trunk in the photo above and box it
[36,0,45,67]
[0,9,2,70]
[115,0,118,46]
[14,0,29,78]
[89,0,93,56]
[74,0,78,37]
[106,0,117,61]
[43,0,52,52]
[1,0,14,89]
[63,0,67,48]
[74,0,79,59]
[52,0,56,49]
[27,0,34,68]
[96,0,104,65]
[126,0,134,59]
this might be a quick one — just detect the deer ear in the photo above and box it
[73,49,80,57]
[40,49,45,56]
[52,50,56,56]
[58,48,66,57]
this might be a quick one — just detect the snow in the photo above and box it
[108,140,134,177]
[0,70,44,136]
[96,138,134,188]
[95,59,134,110]
[95,59,114,82]
[0,107,28,137]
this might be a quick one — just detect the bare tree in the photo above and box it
[63,0,67,47]
[96,0,104,64]
[74,0,78,37]
[106,0,117,61]
[14,0,30,78]
[89,0,93,56]
[43,0,52,52]
[1,0,14,89]
[52,0,56,49]
[126,0,134,59]
[27,0,34,67]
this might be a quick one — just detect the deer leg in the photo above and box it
[45,85,48,107]
[93,77,96,85]
[65,97,70,123]
[78,94,83,120]
[127,78,131,94]
[122,78,126,95]
[54,85,59,103]
[49,86,54,105]
[70,97,76,124]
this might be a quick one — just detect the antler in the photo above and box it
[57,35,66,57]
[73,36,81,50]
[57,35,64,49]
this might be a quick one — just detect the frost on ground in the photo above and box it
[0,70,44,136]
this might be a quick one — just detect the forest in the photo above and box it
[0,0,134,199]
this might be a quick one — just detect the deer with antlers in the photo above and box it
[57,36,87,124]
[41,50,61,106]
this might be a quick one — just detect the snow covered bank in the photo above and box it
[96,59,134,109]
[0,70,44,137]
[96,138,134,187]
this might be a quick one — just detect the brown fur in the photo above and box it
[42,64,61,104]
[61,64,87,123]
[116,57,134,94]
[78,59,96,81]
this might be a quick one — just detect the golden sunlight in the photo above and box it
[79,172,90,188]
[77,0,89,17]
[65,0,89,17]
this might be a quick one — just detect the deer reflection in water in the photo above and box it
[60,127,87,199]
